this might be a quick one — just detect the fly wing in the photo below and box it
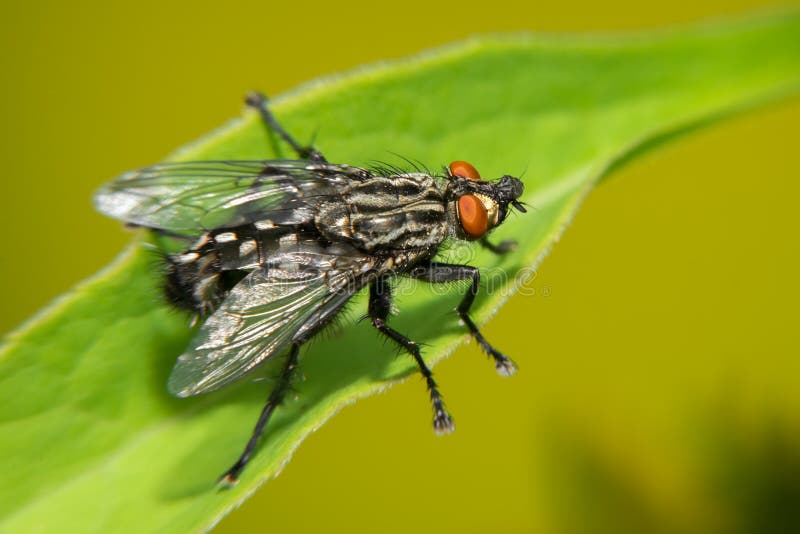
[94,160,357,236]
[168,244,375,397]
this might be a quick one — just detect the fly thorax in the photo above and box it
[316,174,448,252]
[315,200,353,243]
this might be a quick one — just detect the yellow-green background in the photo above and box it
[2,1,798,532]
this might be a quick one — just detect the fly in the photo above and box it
[94,92,527,486]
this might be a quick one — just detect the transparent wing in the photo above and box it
[168,245,375,397]
[94,160,356,235]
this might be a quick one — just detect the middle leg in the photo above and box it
[369,276,454,434]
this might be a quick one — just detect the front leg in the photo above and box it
[409,262,517,376]
[480,237,517,255]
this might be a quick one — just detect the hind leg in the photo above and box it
[245,92,326,163]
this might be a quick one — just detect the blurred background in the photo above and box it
[1,1,798,532]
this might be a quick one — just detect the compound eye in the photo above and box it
[457,194,489,238]
[449,160,481,180]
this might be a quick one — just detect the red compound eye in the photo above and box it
[449,160,481,180]
[457,194,489,238]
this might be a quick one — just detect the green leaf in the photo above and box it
[2,11,799,532]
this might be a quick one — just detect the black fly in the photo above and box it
[94,93,526,486]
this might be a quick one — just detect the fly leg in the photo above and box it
[409,262,517,376]
[369,276,454,434]
[244,91,327,163]
[219,343,301,487]
[480,237,516,255]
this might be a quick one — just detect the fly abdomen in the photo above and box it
[210,225,271,271]
[166,221,335,314]
[164,224,274,313]
[165,249,224,314]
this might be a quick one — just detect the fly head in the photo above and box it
[445,160,526,240]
